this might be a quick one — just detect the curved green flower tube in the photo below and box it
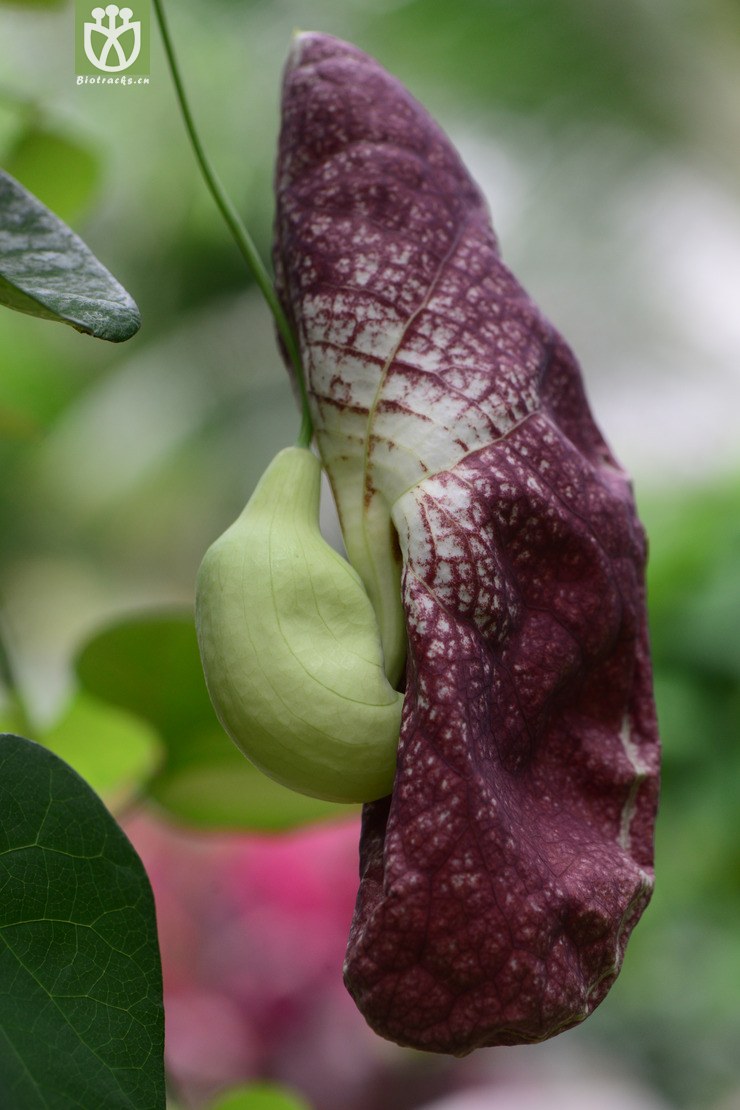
[195,446,403,803]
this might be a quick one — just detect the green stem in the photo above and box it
[151,0,313,449]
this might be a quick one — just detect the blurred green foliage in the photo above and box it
[208,1082,311,1110]
[4,125,99,223]
[362,0,677,135]
[587,485,740,1109]
[1,0,740,1108]
[76,613,346,828]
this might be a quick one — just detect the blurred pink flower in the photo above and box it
[125,811,399,1108]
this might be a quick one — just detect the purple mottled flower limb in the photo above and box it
[274,32,659,1055]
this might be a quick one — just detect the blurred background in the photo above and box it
[1,0,739,1108]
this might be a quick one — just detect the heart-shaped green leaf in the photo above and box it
[76,613,348,830]
[0,733,165,1108]
[0,169,140,341]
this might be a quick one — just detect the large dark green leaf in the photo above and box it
[0,733,165,1109]
[0,169,140,341]
[76,613,348,830]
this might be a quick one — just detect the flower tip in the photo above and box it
[285,30,362,73]
[285,29,321,71]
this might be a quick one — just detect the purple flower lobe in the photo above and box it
[274,32,659,1055]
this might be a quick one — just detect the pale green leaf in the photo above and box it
[0,168,140,341]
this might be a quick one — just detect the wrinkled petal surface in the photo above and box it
[274,32,659,1055]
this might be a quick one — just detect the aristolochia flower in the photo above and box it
[273,33,660,1055]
